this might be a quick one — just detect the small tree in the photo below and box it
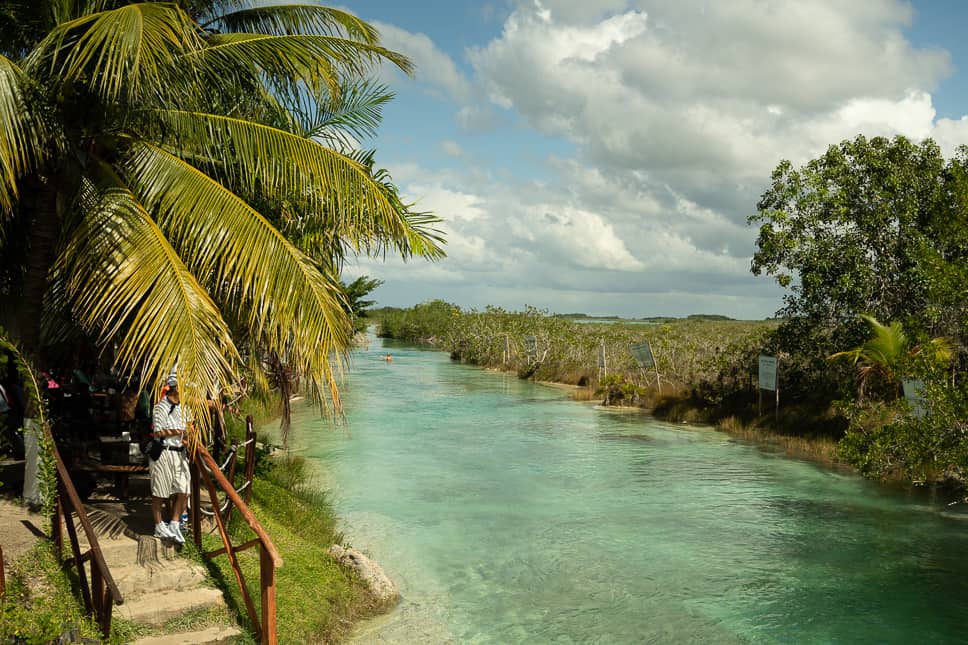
[341,275,384,333]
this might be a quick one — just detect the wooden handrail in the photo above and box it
[194,443,282,568]
[46,427,123,638]
[190,417,281,644]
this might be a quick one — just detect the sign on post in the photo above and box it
[758,355,777,391]
[630,342,655,369]
[758,355,779,418]
[524,336,537,362]
[598,343,607,378]
[631,340,661,393]
[902,378,927,419]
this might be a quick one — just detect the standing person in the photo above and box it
[150,374,190,543]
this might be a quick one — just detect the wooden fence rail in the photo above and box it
[48,427,124,638]
[190,418,281,644]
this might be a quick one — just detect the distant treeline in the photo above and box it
[378,300,777,410]
[552,313,737,322]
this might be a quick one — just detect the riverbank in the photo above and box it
[516,377,848,472]
[199,452,391,643]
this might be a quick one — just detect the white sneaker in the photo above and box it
[154,522,175,539]
[168,521,185,544]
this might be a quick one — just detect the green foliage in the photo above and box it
[0,543,103,643]
[596,374,646,406]
[379,303,775,400]
[340,275,384,333]
[750,135,968,400]
[838,372,968,482]
[830,314,953,403]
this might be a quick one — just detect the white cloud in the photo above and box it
[373,21,474,103]
[440,140,465,158]
[359,1,968,318]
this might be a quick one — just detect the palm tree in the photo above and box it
[0,1,444,432]
[830,314,952,402]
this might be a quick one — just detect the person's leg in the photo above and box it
[152,496,165,524]
[170,493,187,522]
[166,452,191,543]
[150,452,175,539]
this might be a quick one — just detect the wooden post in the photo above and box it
[190,459,202,549]
[60,482,93,614]
[775,359,780,421]
[244,418,256,505]
[260,546,278,645]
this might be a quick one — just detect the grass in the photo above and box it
[0,542,104,644]
[573,384,849,468]
[199,456,383,644]
[649,392,850,468]
[715,415,844,467]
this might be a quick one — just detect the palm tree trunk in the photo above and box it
[19,176,62,508]
[19,176,61,361]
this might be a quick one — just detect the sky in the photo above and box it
[336,0,968,320]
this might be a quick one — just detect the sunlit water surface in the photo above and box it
[273,335,968,644]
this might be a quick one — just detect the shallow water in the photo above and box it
[279,335,968,644]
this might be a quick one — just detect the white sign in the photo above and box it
[630,342,655,368]
[524,336,537,359]
[902,378,927,419]
[598,344,606,369]
[758,355,778,391]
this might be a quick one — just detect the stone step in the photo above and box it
[77,535,183,569]
[129,623,243,645]
[110,560,207,600]
[114,586,226,626]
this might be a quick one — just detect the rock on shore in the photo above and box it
[328,544,399,605]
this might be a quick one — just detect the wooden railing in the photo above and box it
[190,417,281,645]
[48,428,124,638]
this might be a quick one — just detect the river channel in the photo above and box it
[278,334,968,644]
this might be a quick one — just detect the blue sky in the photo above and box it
[337,0,968,319]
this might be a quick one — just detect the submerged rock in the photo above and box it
[328,544,399,605]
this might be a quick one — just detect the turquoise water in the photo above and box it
[282,335,968,644]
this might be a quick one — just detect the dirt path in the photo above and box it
[0,497,45,566]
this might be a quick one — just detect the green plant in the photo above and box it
[0,543,103,643]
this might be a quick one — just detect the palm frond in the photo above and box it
[121,142,349,411]
[25,3,204,103]
[196,33,412,100]
[48,0,123,26]
[293,80,395,147]
[202,4,380,44]
[395,209,448,261]
[0,55,56,214]
[142,108,415,244]
[55,176,240,435]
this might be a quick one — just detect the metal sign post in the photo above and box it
[598,342,607,380]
